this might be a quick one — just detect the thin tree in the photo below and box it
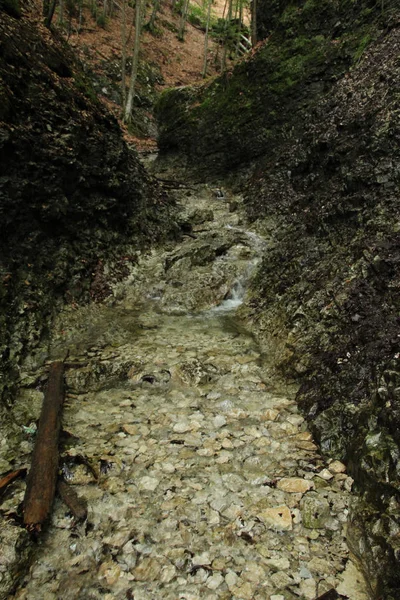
[147,0,160,32]
[251,0,256,47]
[124,0,143,123]
[202,0,212,78]
[58,0,65,24]
[45,0,58,27]
[178,0,190,41]
[234,0,243,59]
[221,0,233,71]
[121,0,127,109]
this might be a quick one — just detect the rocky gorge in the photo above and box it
[0,0,400,598]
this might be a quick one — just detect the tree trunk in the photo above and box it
[221,0,232,71]
[45,0,58,27]
[58,0,64,24]
[121,0,127,109]
[251,0,257,47]
[202,0,212,78]
[178,0,189,41]
[124,0,142,123]
[43,0,49,17]
[234,0,242,58]
[148,0,160,32]
[78,0,83,32]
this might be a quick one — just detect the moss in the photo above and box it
[73,72,99,105]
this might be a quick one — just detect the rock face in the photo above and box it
[0,3,177,405]
[156,0,400,597]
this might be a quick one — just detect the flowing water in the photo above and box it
[1,184,369,599]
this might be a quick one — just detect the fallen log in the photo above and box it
[23,361,64,532]
[57,480,88,522]
[0,468,27,497]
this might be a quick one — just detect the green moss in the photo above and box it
[73,73,99,104]
[354,32,373,61]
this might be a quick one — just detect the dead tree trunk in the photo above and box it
[23,362,65,532]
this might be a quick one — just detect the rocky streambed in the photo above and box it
[0,184,368,599]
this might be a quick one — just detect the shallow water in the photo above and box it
[1,185,368,600]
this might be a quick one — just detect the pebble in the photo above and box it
[4,185,368,600]
[277,478,312,494]
[329,460,347,474]
[258,506,293,530]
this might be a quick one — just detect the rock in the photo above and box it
[299,577,317,599]
[192,552,211,566]
[138,476,159,491]
[277,478,312,494]
[241,562,266,582]
[300,494,331,529]
[261,409,280,421]
[266,557,291,571]
[213,415,227,428]
[123,424,138,435]
[160,564,177,583]
[257,506,293,530]
[328,460,346,474]
[225,570,239,588]
[173,421,192,433]
[317,469,334,481]
[98,561,121,585]
[133,558,162,581]
[206,573,224,590]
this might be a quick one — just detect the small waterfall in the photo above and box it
[208,228,265,315]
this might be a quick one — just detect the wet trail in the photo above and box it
[1,184,368,599]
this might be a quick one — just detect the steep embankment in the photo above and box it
[156,0,400,597]
[0,1,177,405]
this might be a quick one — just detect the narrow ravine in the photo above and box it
[3,184,368,599]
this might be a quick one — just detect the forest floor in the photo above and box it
[61,0,236,149]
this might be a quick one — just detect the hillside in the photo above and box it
[0,0,178,406]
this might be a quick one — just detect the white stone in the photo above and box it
[225,570,239,588]
[192,552,211,566]
[206,573,224,590]
[213,415,227,428]
[277,478,312,494]
[160,564,176,583]
[138,476,159,491]
[299,577,317,599]
[162,462,176,473]
[173,421,192,433]
[328,460,347,474]
[258,506,293,530]
[266,557,290,570]
[317,468,334,480]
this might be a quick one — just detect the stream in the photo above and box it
[1,183,369,599]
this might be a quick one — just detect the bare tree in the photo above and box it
[124,0,143,123]
[251,0,257,46]
[121,0,127,109]
[202,0,212,78]
[178,0,190,41]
